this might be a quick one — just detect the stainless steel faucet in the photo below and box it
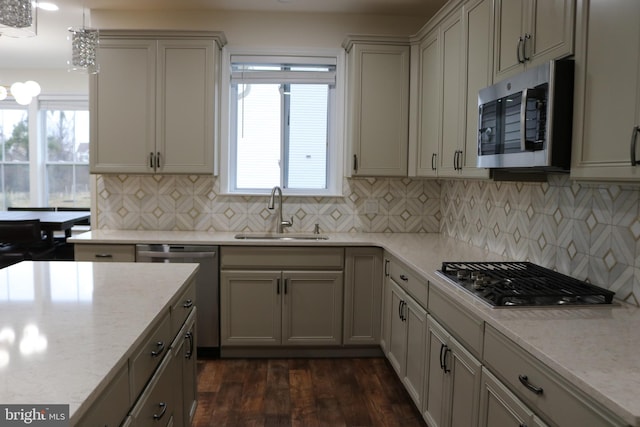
[268,186,293,233]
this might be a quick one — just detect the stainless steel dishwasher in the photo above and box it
[136,244,219,356]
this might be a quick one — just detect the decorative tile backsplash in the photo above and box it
[95,173,640,305]
[440,175,640,306]
[95,175,442,234]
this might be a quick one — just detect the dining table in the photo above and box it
[0,210,91,245]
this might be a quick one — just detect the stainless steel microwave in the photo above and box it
[477,59,574,171]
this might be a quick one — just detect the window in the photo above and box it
[223,52,344,195]
[0,105,30,209]
[0,98,89,210]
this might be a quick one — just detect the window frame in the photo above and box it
[219,47,345,196]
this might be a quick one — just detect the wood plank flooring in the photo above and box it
[193,358,427,427]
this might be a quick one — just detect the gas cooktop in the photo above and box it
[438,261,615,307]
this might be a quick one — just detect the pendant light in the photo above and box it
[67,2,99,74]
[0,0,38,37]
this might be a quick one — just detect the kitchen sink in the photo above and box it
[234,232,329,241]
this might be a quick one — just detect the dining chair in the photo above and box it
[0,220,56,264]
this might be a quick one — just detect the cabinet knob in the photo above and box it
[150,341,165,357]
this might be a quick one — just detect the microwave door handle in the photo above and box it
[520,88,530,152]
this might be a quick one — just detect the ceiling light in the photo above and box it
[0,0,38,37]
[37,2,58,11]
[67,4,99,74]
[0,80,41,105]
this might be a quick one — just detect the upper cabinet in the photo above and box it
[570,0,640,181]
[410,0,492,179]
[90,31,226,174]
[493,0,575,80]
[344,36,410,177]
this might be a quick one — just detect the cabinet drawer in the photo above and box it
[170,280,196,337]
[221,246,344,270]
[428,283,483,358]
[129,350,176,427]
[484,325,626,427]
[387,257,428,308]
[76,363,130,426]
[130,312,172,400]
[74,244,136,262]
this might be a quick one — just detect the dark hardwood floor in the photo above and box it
[193,357,427,427]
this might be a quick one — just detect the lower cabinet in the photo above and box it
[220,269,343,346]
[479,367,548,427]
[386,277,427,408]
[128,351,177,427]
[74,243,136,262]
[423,315,482,427]
[170,309,198,427]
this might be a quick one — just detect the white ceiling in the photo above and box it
[0,0,445,70]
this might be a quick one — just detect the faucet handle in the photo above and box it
[282,216,294,228]
[314,224,320,234]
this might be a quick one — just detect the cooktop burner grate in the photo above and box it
[439,261,615,307]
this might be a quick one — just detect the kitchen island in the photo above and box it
[0,260,199,425]
[71,230,640,426]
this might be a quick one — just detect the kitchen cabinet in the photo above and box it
[493,0,575,80]
[220,247,344,348]
[74,243,136,262]
[411,0,491,179]
[483,324,628,427]
[343,247,383,346]
[383,255,428,408]
[570,0,640,181]
[90,31,226,175]
[344,36,410,176]
[170,309,198,427]
[479,367,547,427]
[423,315,482,427]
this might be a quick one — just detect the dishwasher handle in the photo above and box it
[136,250,217,260]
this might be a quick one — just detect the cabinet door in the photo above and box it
[380,263,392,353]
[220,271,281,345]
[479,368,535,427]
[423,316,448,427]
[157,39,216,174]
[282,271,343,345]
[343,248,382,345]
[415,29,441,177]
[527,0,575,68]
[570,0,640,181]
[437,10,464,178]
[348,43,409,176]
[494,0,526,79]
[461,0,492,178]
[448,337,482,427]
[181,313,198,427]
[386,279,407,377]
[90,39,156,174]
[403,296,427,409]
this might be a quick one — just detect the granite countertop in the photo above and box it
[0,260,199,424]
[70,230,640,426]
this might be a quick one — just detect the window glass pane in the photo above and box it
[287,84,328,189]
[235,84,281,189]
[0,109,29,161]
[44,109,90,208]
[2,164,30,208]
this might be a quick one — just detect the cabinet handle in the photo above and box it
[94,253,113,258]
[517,36,525,63]
[156,152,161,169]
[398,300,403,321]
[443,347,451,373]
[185,331,194,359]
[353,154,358,173]
[276,278,280,295]
[523,33,532,61]
[384,259,390,277]
[431,153,437,171]
[149,152,155,168]
[630,126,640,165]
[402,301,407,322]
[153,402,167,420]
[150,341,165,357]
[439,343,446,370]
[399,274,408,282]
[518,374,544,395]
[183,299,193,309]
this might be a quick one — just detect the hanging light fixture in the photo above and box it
[0,0,38,37]
[67,3,99,74]
[0,80,41,105]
